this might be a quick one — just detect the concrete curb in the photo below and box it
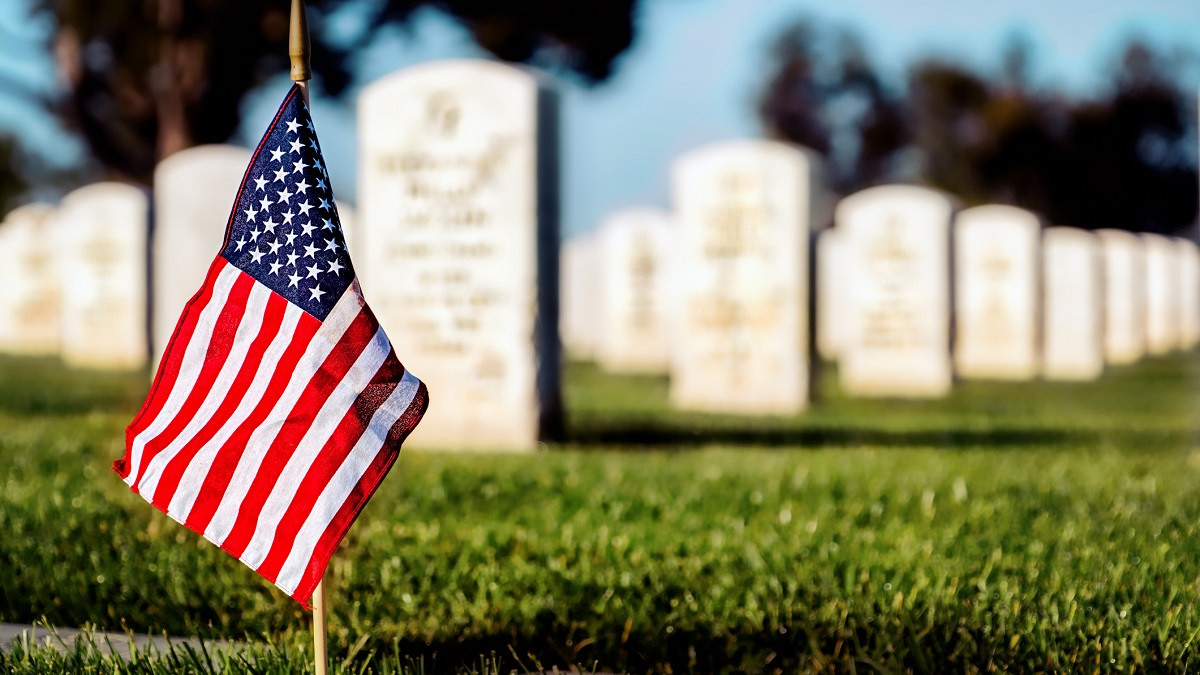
[0,622,235,662]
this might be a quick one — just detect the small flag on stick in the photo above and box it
[115,84,428,607]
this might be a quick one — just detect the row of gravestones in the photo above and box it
[0,165,360,371]
[0,60,546,453]
[563,170,1200,408]
[1,59,1198,451]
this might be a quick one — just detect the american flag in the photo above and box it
[115,85,428,607]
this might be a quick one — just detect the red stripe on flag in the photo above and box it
[255,351,407,583]
[182,309,323,534]
[128,272,256,491]
[288,380,429,607]
[117,258,226,479]
[149,291,289,511]
[220,307,379,558]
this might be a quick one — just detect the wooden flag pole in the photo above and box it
[289,3,324,674]
[289,0,312,92]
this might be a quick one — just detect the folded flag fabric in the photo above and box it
[115,84,428,607]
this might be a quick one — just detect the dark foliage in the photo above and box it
[29,0,638,183]
[0,135,32,214]
[760,19,1199,233]
[757,20,909,193]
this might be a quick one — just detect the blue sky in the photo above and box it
[2,0,1199,236]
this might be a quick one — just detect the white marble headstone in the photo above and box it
[1174,238,1200,350]
[1096,229,1146,364]
[57,183,150,369]
[560,232,600,362]
[358,60,561,450]
[1143,233,1180,355]
[152,145,253,369]
[953,205,1040,380]
[0,204,61,355]
[815,228,848,362]
[837,185,954,397]
[595,208,672,374]
[1042,227,1103,380]
[670,140,819,414]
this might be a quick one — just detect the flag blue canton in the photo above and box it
[220,86,353,320]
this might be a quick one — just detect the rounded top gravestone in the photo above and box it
[0,203,62,355]
[1142,232,1180,355]
[670,139,820,414]
[1096,229,1146,364]
[358,59,561,450]
[152,144,253,370]
[1173,238,1200,350]
[953,204,1041,380]
[836,184,955,398]
[57,182,151,369]
[594,207,673,375]
[815,227,847,362]
[560,231,600,361]
[1041,226,1103,381]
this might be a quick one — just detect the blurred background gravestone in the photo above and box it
[358,60,561,451]
[670,140,821,414]
[1097,229,1147,365]
[0,204,61,356]
[152,145,253,370]
[559,232,600,363]
[953,205,1041,380]
[837,185,953,398]
[595,208,672,374]
[815,227,848,363]
[1042,227,1103,380]
[1174,238,1200,350]
[57,183,150,370]
[1143,233,1181,355]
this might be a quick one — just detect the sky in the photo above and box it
[2,0,1199,237]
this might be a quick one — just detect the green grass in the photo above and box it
[3,354,1200,672]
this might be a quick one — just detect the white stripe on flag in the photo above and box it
[125,264,241,488]
[275,368,422,595]
[204,288,362,545]
[166,300,305,521]
[138,282,272,502]
[239,325,392,569]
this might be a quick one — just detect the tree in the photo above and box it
[906,39,1197,233]
[0,135,33,215]
[756,18,909,193]
[760,19,1198,233]
[30,0,639,183]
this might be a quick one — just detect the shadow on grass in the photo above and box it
[563,421,1093,450]
[330,611,1104,674]
[0,357,148,416]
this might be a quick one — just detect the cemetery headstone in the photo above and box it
[1143,233,1180,355]
[1042,227,1103,380]
[815,227,847,361]
[358,60,561,450]
[953,205,1040,380]
[0,204,61,356]
[152,145,253,369]
[57,183,151,370]
[836,185,954,397]
[1096,229,1146,364]
[670,140,819,414]
[595,208,672,373]
[1175,238,1200,349]
[560,232,600,362]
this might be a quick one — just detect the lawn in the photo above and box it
[2,354,1200,672]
